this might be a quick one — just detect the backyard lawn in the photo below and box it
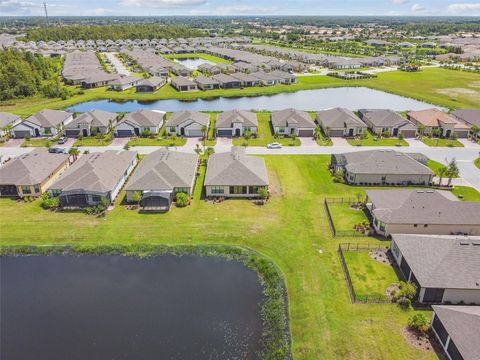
[232,112,301,147]
[346,130,408,147]
[422,137,464,147]
[452,186,480,201]
[0,155,439,360]
[343,251,401,301]
[327,202,370,233]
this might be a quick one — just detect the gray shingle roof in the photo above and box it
[117,110,165,128]
[316,108,367,128]
[194,75,220,86]
[205,147,268,186]
[0,112,21,129]
[65,110,117,130]
[393,234,480,289]
[432,305,480,360]
[452,108,480,127]
[171,76,196,87]
[137,76,165,88]
[271,108,316,128]
[367,189,480,225]
[359,109,416,129]
[26,109,71,128]
[125,150,198,192]
[49,151,137,193]
[166,111,209,127]
[216,110,258,128]
[109,75,142,86]
[334,150,434,175]
[0,148,69,186]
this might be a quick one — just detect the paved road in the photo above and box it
[105,52,130,76]
[2,142,479,190]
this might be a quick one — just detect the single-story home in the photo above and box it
[271,108,316,137]
[205,147,269,198]
[316,108,368,137]
[49,150,138,209]
[125,149,199,211]
[81,73,120,89]
[195,75,220,90]
[64,109,117,137]
[212,73,242,89]
[366,189,480,237]
[12,109,74,138]
[251,71,282,86]
[331,150,434,186]
[0,112,22,137]
[270,70,298,84]
[171,76,198,92]
[109,75,143,91]
[229,72,261,87]
[198,63,222,75]
[165,111,209,137]
[391,234,480,304]
[451,108,480,138]
[216,110,258,137]
[0,148,70,197]
[135,76,166,93]
[114,110,165,137]
[407,109,470,138]
[431,305,480,360]
[358,109,417,138]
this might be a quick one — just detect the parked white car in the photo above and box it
[267,142,282,149]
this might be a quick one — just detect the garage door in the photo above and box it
[13,130,31,138]
[401,130,416,138]
[116,130,133,137]
[298,129,313,137]
[65,130,80,137]
[456,130,468,138]
[217,129,232,136]
[329,129,344,137]
[188,130,203,137]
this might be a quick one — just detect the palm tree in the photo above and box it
[437,166,447,187]
[446,158,459,187]
[68,147,80,161]
[470,124,480,140]
[417,124,425,139]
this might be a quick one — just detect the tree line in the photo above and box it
[23,24,205,42]
[0,49,68,101]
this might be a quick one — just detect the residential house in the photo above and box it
[81,73,120,89]
[197,63,221,75]
[0,112,22,137]
[366,189,480,237]
[204,147,268,198]
[316,108,368,137]
[212,73,242,89]
[165,111,209,137]
[64,110,117,137]
[49,151,138,209]
[171,76,198,92]
[114,110,165,137]
[109,75,143,91]
[452,108,480,138]
[135,77,166,93]
[216,110,258,137]
[125,150,199,211]
[229,72,261,87]
[331,150,434,186]
[270,70,298,84]
[12,109,73,138]
[271,108,316,137]
[251,71,282,86]
[407,109,470,138]
[195,76,220,90]
[431,306,480,360]
[358,109,417,137]
[0,148,70,197]
[391,234,480,304]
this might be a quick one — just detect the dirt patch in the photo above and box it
[402,326,445,356]
[437,88,480,99]
[386,283,400,302]
[268,169,283,196]
[469,81,480,88]
[369,248,394,266]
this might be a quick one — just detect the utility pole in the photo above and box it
[43,2,49,26]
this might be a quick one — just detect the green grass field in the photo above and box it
[343,251,401,300]
[346,130,408,147]
[328,203,369,232]
[73,136,113,147]
[475,158,480,169]
[426,160,459,178]
[3,67,480,117]
[452,186,480,201]
[21,138,56,147]
[422,137,464,147]
[0,155,444,360]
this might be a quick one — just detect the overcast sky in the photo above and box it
[1,0,480,17]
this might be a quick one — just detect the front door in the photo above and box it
[445,129,451,138]
[180,127,185,136]
[235,128,241,137]
[393,128,398,136]
[82,129,89,137]
[134,128,140,136]
[34,128,40,137]
[348,128,354,137]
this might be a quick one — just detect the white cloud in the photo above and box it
[214,5,279,15]
[391,0,409,4]
[0,0,37,14]
[120,0,207,8]
[447,3,480,13]
[410,3,426,12]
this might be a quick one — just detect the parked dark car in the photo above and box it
[48,147,67,154]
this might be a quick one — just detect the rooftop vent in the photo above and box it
[459,241,470,246]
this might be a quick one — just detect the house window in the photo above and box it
[175,187,189,194]
[278,128,285,133]
[230,186,247,194]
[379,222,385,232]
[44,128,51,134]
[391,241,400,257]
[21,186,31,194]
[249,186,261,194]
[414,224,418,227]
[169,127,176,133]
[424,224,428,228]
[34,184,41,193]
[211,186,224,194]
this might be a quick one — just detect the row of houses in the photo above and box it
[0,146,268,211]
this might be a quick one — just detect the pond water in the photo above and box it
[1,254,264,360]
[68,87,443,113]
[173,57,216,70]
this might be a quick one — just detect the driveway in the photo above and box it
[105,53,130,76]
[111,137,130,147]
[300,137,318,147]
[405,138,428,148]
[216,137,233,147]
[458,139,480,149]
[4,138,24,148]
[330,137,350,146]
[57,137,75,149]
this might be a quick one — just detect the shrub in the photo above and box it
[258,187,269,200]
[392,281,417,307]
[40,193,59,210]
[333,168,345,183]
[408,313,429,334]
[176,192,189,207]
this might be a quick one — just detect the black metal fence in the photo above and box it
[338,243,392,304]
[324,198,371,238]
